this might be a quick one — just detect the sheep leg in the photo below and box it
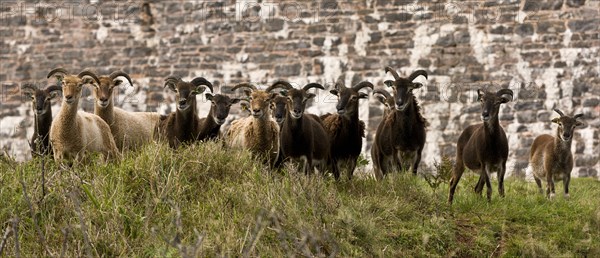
[534,177,543,194]
[498,162,506,197]
[448,159,465,204]
[474,176,485,196]
[546,173,556,199]
[411,148,422,175]
[563,174,570,198]
[347,159,357,180]
[483,165,493,202]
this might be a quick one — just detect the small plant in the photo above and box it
[423,156,453,193]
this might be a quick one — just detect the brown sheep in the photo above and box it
[448,88,514,204]
[154,76,213,149]
[527,109,585,199]
[21,82,62,156]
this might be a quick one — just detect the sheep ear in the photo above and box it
[113,79,123,87]
[411,82,423,89]
[551,117,561,124]
[477,89,485,101]
[49,91,60,99]
[243,89,252,97]
[383,80,394,87]
[205,93,214,101]
[576,120,585,127]
[358,92,369,99]
[279,89,288,96]
[240,102,250,111]
[330,89,338,96]
[231,98,241,104]
[306,93,316,100]
[192,86,206,95]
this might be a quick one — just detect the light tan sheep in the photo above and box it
[48,68,120,162]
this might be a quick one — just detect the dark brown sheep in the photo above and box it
[320,78,373,179]
[21,83,62,156]
[448,88,514,204]
[197,89,241,141]
[527,109,585,199]
[371,67,428,180]
[154,76,213,149]
[269,80,335,177]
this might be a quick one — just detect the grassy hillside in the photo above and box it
[1,142,599,257]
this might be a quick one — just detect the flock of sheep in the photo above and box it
[21,66,586,203]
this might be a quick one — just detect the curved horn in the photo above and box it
[302,82,325,92]
[553,108,565,117]
[231,82,257,92]
[109,71,133,87]
[47,68,69,79]
[574,113,584,119]
[335,77,346,90]
[408,70,428,81]
[373,89,392,99]
[164,76,181,89]
[266,80,293,92]
[352,81,374,92]
[44,84,62,93]
[384,66,400,81]
[496,88,513,101]
[78,70,101,85]
[191,77,213,92]
[21,83,38,93]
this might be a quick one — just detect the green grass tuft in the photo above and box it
[0,142,598,257]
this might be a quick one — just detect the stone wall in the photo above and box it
[1,0,598,178]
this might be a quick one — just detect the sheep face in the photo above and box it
[94,77,121,108]
[476,89,513,122]
[206,93,240,125]
[385,79,422,112]
[286,89,315,119]
[270,95,288,124]
[247,91,274,119]
[60,76,88,105]
[165,76,212,112]
[21,84,61,115]
[330,86,369,117]
[551,112,584,142]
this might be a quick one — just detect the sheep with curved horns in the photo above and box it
[371,67,428,180]
[527,109,585,199]
[371,88,402,170]
[320,78,373,179]
[225,83,280,166]
[47,68,120,161]
[89,70,161,151]
[197,86,242,141]
[448,88,514,204]
[155,76,213,149]
[268,80,334,177]
[21,82,62,156]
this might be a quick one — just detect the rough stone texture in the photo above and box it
[0,0,598,179]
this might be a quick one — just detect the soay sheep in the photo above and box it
[226,83,280,165]
[21,82,62,156]
[448,88,514,204]
[269,80,334,177]
[197,87,241,141]
[371,67,428,180]
[320,78,373,179]
[527,109,585,199]
[90,70,161,151]
[47,68,120,161]
[155,76,213,149]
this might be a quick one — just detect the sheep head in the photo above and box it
[384,67,427,111]
[205,93,241,125]
[231,82,273,119]
[476,88,513,122]
[329,78,373,117]
[551,109,585,142]
[92,71,133,108]
[269,80,324,120]
[164,76,213,112]
[266,82,290,124]
[47,68,101,105]
[21,83,62,115]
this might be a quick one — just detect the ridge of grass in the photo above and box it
[0,142,599,257]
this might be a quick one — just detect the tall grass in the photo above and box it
[0,142,599,257]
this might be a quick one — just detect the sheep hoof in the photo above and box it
[549,193,556,199]
[564,193,570,199]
